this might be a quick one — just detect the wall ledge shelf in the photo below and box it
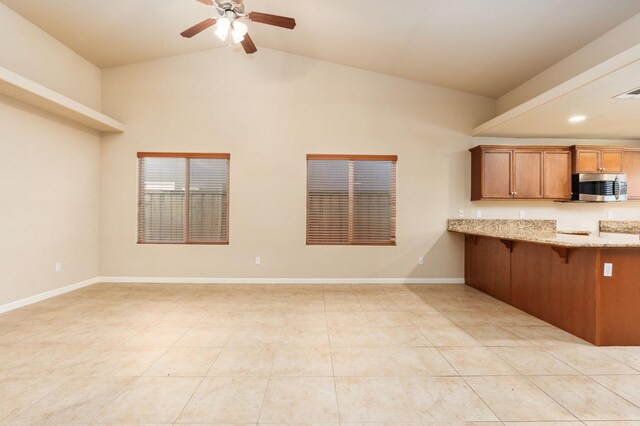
[0,66,124,133]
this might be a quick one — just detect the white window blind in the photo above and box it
[137,153,230,244]
[307,155,397,246]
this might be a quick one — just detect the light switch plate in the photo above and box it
[519,210,525,219]
[603,263,613,277]
[418,257,425,265]
[255,257,261,265]
[476,210,482,218]
[607,211,614,219]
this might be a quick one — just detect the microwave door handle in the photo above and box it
[614,177,620,200]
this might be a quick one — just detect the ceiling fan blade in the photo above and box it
[247,12,296,29]
[195,0,214,5]
[180,18,217,38]
[241,33,257,54]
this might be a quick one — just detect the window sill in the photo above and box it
[306,242,396,246]
[137,241,229,245]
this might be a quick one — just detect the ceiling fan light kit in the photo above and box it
[181,0,296,54]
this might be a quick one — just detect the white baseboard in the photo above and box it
[98,276,465,285]
[0,276,100,314]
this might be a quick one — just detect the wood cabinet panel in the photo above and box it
[471,146,572,201]
[576,150,600,173]
[471,145,637,201]
[601,150,623,173]
[464,235,511,303]
[510,242,597,344]
[463,235,640,346]
[544,151,572,199]
[513,151,543,198]
[482,150,512,199]
[573,147,624,173]
[623,150,640,200]
[597,250,640,346]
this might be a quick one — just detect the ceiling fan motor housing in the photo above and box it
[182,0,296,54]
[215,0,245,16]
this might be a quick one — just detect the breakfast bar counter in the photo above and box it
[449,219,640,346]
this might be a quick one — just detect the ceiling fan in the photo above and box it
[180,0,296,54]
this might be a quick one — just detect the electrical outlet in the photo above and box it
[607,211,614,219]
[255,256,261,265]
[519,210,525,219]
[55,262,62,272]
[458,210,464,218]
[418,257,424,265]
[603,263,613,277]
[476,210,482,218]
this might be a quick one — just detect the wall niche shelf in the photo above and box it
[0,66,124,133]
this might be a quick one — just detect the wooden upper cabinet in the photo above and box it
[601,150,624,173]
[481,150,512,199]
[624,149,640,200]
[513,151,543,199]
[471,146,571,201]
[572,146,624,173]
[472,145,635,202]
[575,150,600,173]
[544,151,572,200]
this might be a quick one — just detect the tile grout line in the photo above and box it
[324,289,342,423]
[585,374,640,411]
[520,374,582,422]
[172,374,208,424]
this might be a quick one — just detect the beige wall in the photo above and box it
[0,5,102,307]
[0,98,101,306]
[0,3,101,109]
[100,48,496,280]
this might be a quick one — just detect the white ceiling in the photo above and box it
[3,0,640,98]
[473,59,640,140]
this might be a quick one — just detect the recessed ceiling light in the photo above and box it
[568,115,587,123]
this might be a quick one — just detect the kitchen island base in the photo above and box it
[464,234,640,346]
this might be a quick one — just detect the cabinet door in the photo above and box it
[601,150,624,173]
[513,151,543,198]
[623,150,640,200]
[576,150,600,173]
[482,150,513,198]
[544,151,572,199]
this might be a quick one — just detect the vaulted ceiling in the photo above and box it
[3,0,640,98]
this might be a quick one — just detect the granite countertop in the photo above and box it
[599,220,640,235]
[448,219,640,248]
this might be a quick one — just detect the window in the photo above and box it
[307,154,397,246]
[137,153,230,244]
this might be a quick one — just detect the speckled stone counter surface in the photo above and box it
[447,219,556,234]
[600,220,640,235]
[448,219,640,248]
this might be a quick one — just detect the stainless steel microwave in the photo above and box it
[572,173,627,202]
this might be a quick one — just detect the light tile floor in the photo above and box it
[0,283,639,425]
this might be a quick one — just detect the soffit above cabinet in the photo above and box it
[473,48,640,141]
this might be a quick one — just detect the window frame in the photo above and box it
[306,154,397,246]
[136,152,231,245]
